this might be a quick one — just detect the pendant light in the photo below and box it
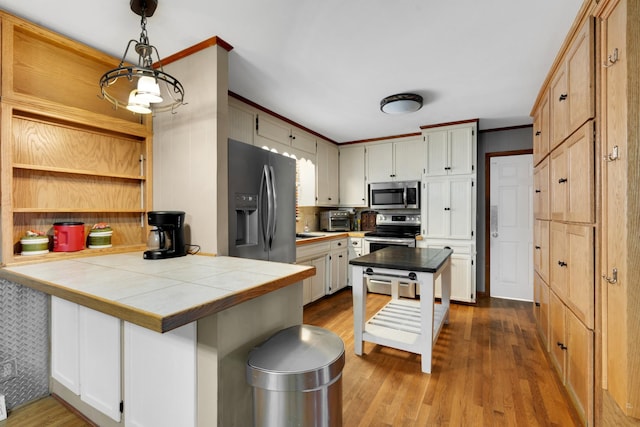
[99,0,185,114]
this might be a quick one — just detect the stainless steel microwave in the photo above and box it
[369,181,420,210]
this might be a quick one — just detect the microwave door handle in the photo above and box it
[403,186,407,208]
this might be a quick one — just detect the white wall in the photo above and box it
[152,45,229,255]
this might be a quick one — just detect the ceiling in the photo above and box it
[0,0,584,143]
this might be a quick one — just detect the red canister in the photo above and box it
[53,222,85,252]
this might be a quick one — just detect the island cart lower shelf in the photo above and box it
[350,247,453,374]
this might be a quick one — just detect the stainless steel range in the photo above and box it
[363,211,420,297]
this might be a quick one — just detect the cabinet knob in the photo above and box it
[444,207,451,211]
[559,94,568,101]
[556,342,567,350]
[558,178,568,184]
[535,302,541,307]
[535,246,541,250]
[535,189,541,193]
[535,131,541,136]
[558,260,567,267]
[444,166,451,170]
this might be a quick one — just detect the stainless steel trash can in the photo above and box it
[247,324,345,427]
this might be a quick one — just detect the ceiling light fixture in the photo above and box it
[380,93,423,114]
[99,0,185,114]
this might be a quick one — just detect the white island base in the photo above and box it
[351,253,451,374]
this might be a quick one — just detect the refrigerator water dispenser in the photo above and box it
[234,193,258,247]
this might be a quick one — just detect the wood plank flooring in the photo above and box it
[303,289,582,427]
[3,289,581,426]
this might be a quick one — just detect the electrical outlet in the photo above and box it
[0,359,17,383]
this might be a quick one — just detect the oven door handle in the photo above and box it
[364,236,415,244]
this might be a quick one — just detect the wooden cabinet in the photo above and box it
[597,0,640,420]
[550,121,595,223]
[423,125,475,177]
[316,140,339,206]
[532,89,551,165]
[51,297,121,422]
[339,145,367,206]
[550,18,595,149]
[533,157,550,220]
[366,136,423,183]
[549,290,594,425]
[534,272,550,351]
[534,219,550,284]
[423,177,474,240]
[0,15,153,266]
[327,238,348,294]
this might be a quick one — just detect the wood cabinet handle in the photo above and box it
[535,131,541,136]
[535,189,541,193]
[559,94,568,101]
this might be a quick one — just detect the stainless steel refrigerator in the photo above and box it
[228,138,296,263]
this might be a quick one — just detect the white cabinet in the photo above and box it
[339,145,367,206]
[316,140,339,206]
[51,297,121,422]
[418,242,476,303]
[124,322,196,427]
[366,137,424,183]
[328,238,348,294]
[422,177,475,240]
[423,125,475,176]
[228,103,255,145]
[347,237,364,287]
[297,240,331,304]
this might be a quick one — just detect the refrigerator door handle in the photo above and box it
[260,165,270,251]
[265,165,274,249]
[269,165,278,249]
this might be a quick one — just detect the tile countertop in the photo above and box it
[0,252,315,333]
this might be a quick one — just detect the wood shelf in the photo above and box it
[13,163,146,181]
[13,209,146,214]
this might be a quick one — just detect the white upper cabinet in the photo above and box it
[316,140,339,206]
[366,136,424,183]
[229,103,255,145]
[423,124,475,176]
[339,145,367,206]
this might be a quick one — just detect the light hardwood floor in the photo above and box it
[4,290,581,426]
[303,289,582,427]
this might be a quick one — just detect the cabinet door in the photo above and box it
[310,256,327,301]
[228,104,255,145]
[550,222,568,298]
[448,127,474,175]
[298,157,316,207]
[423,179,449,238]
[316,141,339,206]
[79,307,121,422]
[550,146,567,221]
[51,297,80,395]
[567,18,594,133]
[394,138,424,181]
[535,272,550,351]
[533,90,550,165]
[124,322,196,427]
[549,290,566,379]
[329,249,348,294]
[424,130,448,177]
[567,224,594,329]
[534,219,550,284]
[256,114,291,147]
[565,308,593,424]
[448,178,473,239]
[533,157,550,220]
[550,64,569,149]
[367,143,394,182]
[291,130,316,154]
[565,121,594,223]
[339,145,367,206]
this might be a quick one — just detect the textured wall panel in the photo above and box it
[0,279,50,409]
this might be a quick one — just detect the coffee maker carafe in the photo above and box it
[143,211,187,259]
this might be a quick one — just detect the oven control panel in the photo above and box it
[376,213,421,226]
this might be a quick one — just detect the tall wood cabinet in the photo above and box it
[531,3,596,425]
[0,11,153,266]
[596,0,640,422]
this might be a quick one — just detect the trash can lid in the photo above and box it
[247,325,345,391]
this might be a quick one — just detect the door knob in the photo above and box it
[492,232,498,238]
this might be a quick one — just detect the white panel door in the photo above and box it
[449,178,474,239]
[51,297,80,395]
[490,154,534,301]
[424,130,448,176]
[423,179,448,238]
[394,138,424,181]
[367,143,394,183]
[448,127,474,175]
[79,307,121,422]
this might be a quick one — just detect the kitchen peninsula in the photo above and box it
[0,252,315,427]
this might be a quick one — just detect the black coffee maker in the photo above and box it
[143,211,187,259]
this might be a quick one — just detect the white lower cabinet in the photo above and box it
[328,238,348,294]
[300,256,327,304]
[347,237,364,286]
[51,297,121,422]
[124,322,196,427]
[418,242,476,303]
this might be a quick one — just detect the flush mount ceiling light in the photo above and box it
[99,0,185,114]
[380,93,423,114]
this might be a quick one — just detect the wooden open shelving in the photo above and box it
[0,11,153,265]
